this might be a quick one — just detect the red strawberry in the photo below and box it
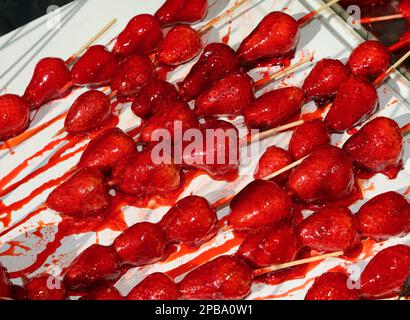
[159,196,218,247]
[81,285,123,300]
[356,192,410,240]
[139,100,198,143]
[155,0,208,26]
[111,146,182,197]
[297,206,360,252]
[0,264,11,298]
[288,120,330,160]
[305,272,360,300]
[157,24,202,66]
[244,87,305,129]
[325,76,379,132]
[182,119,239,181]
[63,244,121,291]
[347,41,390,81]
[302,59,348,106]
[71,45,118,86]
[237,12,300,66]
[64,90,111,135]
[238,224,299,268]
[110,55,154,97]
[131,80,179,119]
[287,145,356,204]
[343,117,403,178]
[25,275,67,300]
[113,14,163,57]
[47,168,110,218]
[399,0,410,22]
[10,285,27,300]
[228,180,293,232]
[360,244,410,299]
[0,94,30,141]
[127,273,179,300]
[195,73,255,117]
[178,43,241,101]
[254,146,293,185]
[112,222,167,266]
[178,255,253,300]
[78,128,135,172]
[23,57,71,110]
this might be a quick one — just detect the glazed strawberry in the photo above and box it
[195,73,255,117]
[127,273,179,300]
[325,76,378,132]
[131,80,179,119]
[347,41,390,81]
[64,244,121,291]
[0,94,30,141]
[399,0,410,22]
[159,196,218,247]
[287,145,356,204]
[228,180,293,231]
[182,119,240,181]
[254,146,293,185]
[10,285,26,300]
[78,128,135,172]
[244,87,305,129]
[71,45,118,85]
[23,57,72,110]
[238,224,299,268]
[110,55,154,97]
[140,100,198,143]
[237,12,300,66]
[356,192,410,240]
[112,222,167,266]
[113,14,163,57]
[0,264,11,298]
[178,43,241,101]
[298,206,360,252]
[155,0,208,26]
[81,285,123,300]
[340,0,388,5]
[64,90,111,135]
[47,168,110,218]
[288,120,330,160]
[157,24,202,66]
[343,117,403,178]
[178,256,253,300]
[111,146,182,197]
[25,275,67,300]
[302,59,348,106]
[360,244,410,299]
[305,272,359,300]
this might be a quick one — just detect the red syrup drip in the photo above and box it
[401,123,410,135]
[221,22,232,44]
[156,65,177,81]
[354,162,403,180]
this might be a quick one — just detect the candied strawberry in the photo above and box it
[288,120,330,160]
[25,275,67,300]
[305,272,360,300]
[71,45,118,85]
[159,196,218,247]
[47,168,110,218]
[80,285,123,300]
[195,73,255,117]
[155,0,208,26]
[356,192,410,240]
[113,14,163,57]
[112,222,167,266]
[23,57,71,110]
[237,12,300,66]
[127,273,179,300]
[298,206,360,252]
[243,87,305,129]
[254,146,293,185]
[63,244,121,291]
[228,180,293,231]
[360,244,410,299]
[178,256,253,300]
[0,94,30,141]
[0,264,11,298]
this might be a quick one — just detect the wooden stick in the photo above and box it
[65,18,117,65]
[263,156,306,181]
[373,48,410,87]
[198,0,250,35]
[298,0,341,26]
[253,251,344,277]
[360,14,404,24]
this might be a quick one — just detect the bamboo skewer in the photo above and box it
[359,13,404,24]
